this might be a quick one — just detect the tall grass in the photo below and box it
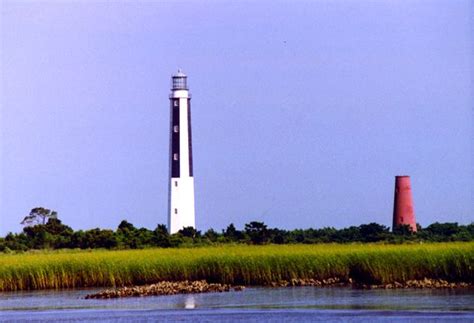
[0,243,472,291]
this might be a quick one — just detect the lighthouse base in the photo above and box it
[168,177,195,234]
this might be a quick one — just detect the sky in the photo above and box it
[0,0,473,235]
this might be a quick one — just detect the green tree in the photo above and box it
[203,229,219,242]
[335,226,362,242]
[223,223,244,242]
[70,230,87,249]
[118,220,136,232]
[153,224,171,247]
[244,221,269,244]
[359,223,390,242]
[393,224,415,236]
[83,228,118,249]
[179,226,201,239]
[135,228,154,248]
[116,220,139,248]
[425,222,460,238]
[22,218,73,249]
[21,207,58,226]
[270,228,287,244]
[44,218,73,235]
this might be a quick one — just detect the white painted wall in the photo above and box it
[169,177,195,233]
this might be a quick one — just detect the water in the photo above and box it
[1,287,473,322]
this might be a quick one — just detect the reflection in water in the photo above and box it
[184,295,196,309]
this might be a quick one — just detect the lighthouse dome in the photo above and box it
[173,69,187,77]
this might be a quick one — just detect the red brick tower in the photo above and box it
[392,176,417,232]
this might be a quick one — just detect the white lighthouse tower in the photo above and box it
[168,70,195,234]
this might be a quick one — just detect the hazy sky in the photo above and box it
[1,0,472,235]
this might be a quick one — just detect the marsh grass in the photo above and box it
[0,243,472,291]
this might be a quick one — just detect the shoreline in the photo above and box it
[85,278,473,299]
[268,277,472,289]
[85,280,245,299]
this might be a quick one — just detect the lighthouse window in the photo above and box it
[173,153,179,161]
[174,208,178,214]
[174,181,178,187]
[174,125,179,133]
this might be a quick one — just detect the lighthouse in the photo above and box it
[392,175,417,232]
[168,70,195,234]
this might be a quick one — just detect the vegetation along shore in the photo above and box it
[2,215,473,252]
[0,243,472,292]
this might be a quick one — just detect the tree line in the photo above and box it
[0,208,472,252]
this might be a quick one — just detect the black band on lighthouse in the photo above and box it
[171,99,180,178]
[188,99,193,177]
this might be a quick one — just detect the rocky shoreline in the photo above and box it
[268,277,346,287]
[357,278,471,289]
[268,277,472,289]
[86,278,472,299]
[85,280,245,299]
